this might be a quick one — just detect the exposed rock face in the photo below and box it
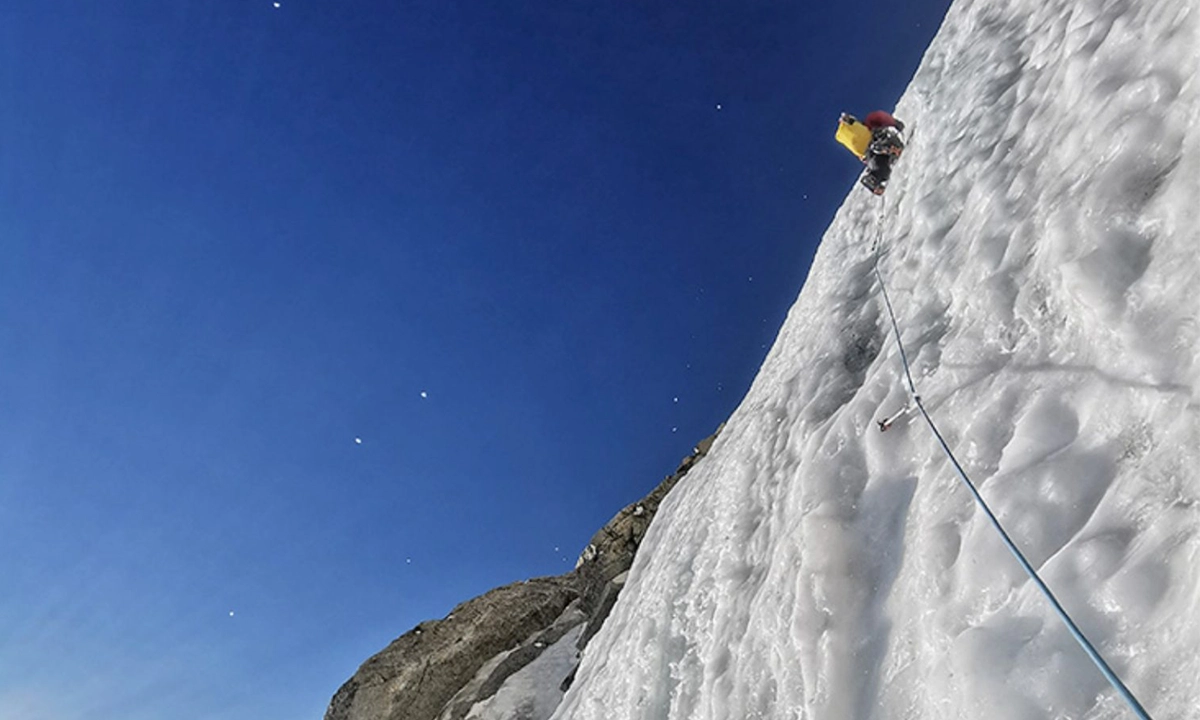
[324,577,579,720]
[437,601,587,720]
[572,425,723,652]
[324,425,722,720]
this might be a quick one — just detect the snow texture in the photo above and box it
[464,625,584,720]
[553,0,1200,718]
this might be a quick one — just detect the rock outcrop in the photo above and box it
[324,577,579,720]
[572,426,722,653]
[324,425,722,720]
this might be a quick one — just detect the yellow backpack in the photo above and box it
[835,118,872,160]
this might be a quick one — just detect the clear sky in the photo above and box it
[0,1,950,718]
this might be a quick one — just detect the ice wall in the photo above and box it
[554,1,1200,718]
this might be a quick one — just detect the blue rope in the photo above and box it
[869,208,1153,720]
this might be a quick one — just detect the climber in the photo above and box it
[835,111,906,195]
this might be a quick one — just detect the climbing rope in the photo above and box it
[869,203,1153,720]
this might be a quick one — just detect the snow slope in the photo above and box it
[462,625,585,720]
[554,1,1200,719]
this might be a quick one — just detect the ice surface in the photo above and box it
[552,0,1200,718]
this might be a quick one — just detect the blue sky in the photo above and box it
[0,1,950,717]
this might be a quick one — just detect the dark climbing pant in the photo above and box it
[867,152,892,185]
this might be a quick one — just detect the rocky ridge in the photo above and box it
[324,425,723,720]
